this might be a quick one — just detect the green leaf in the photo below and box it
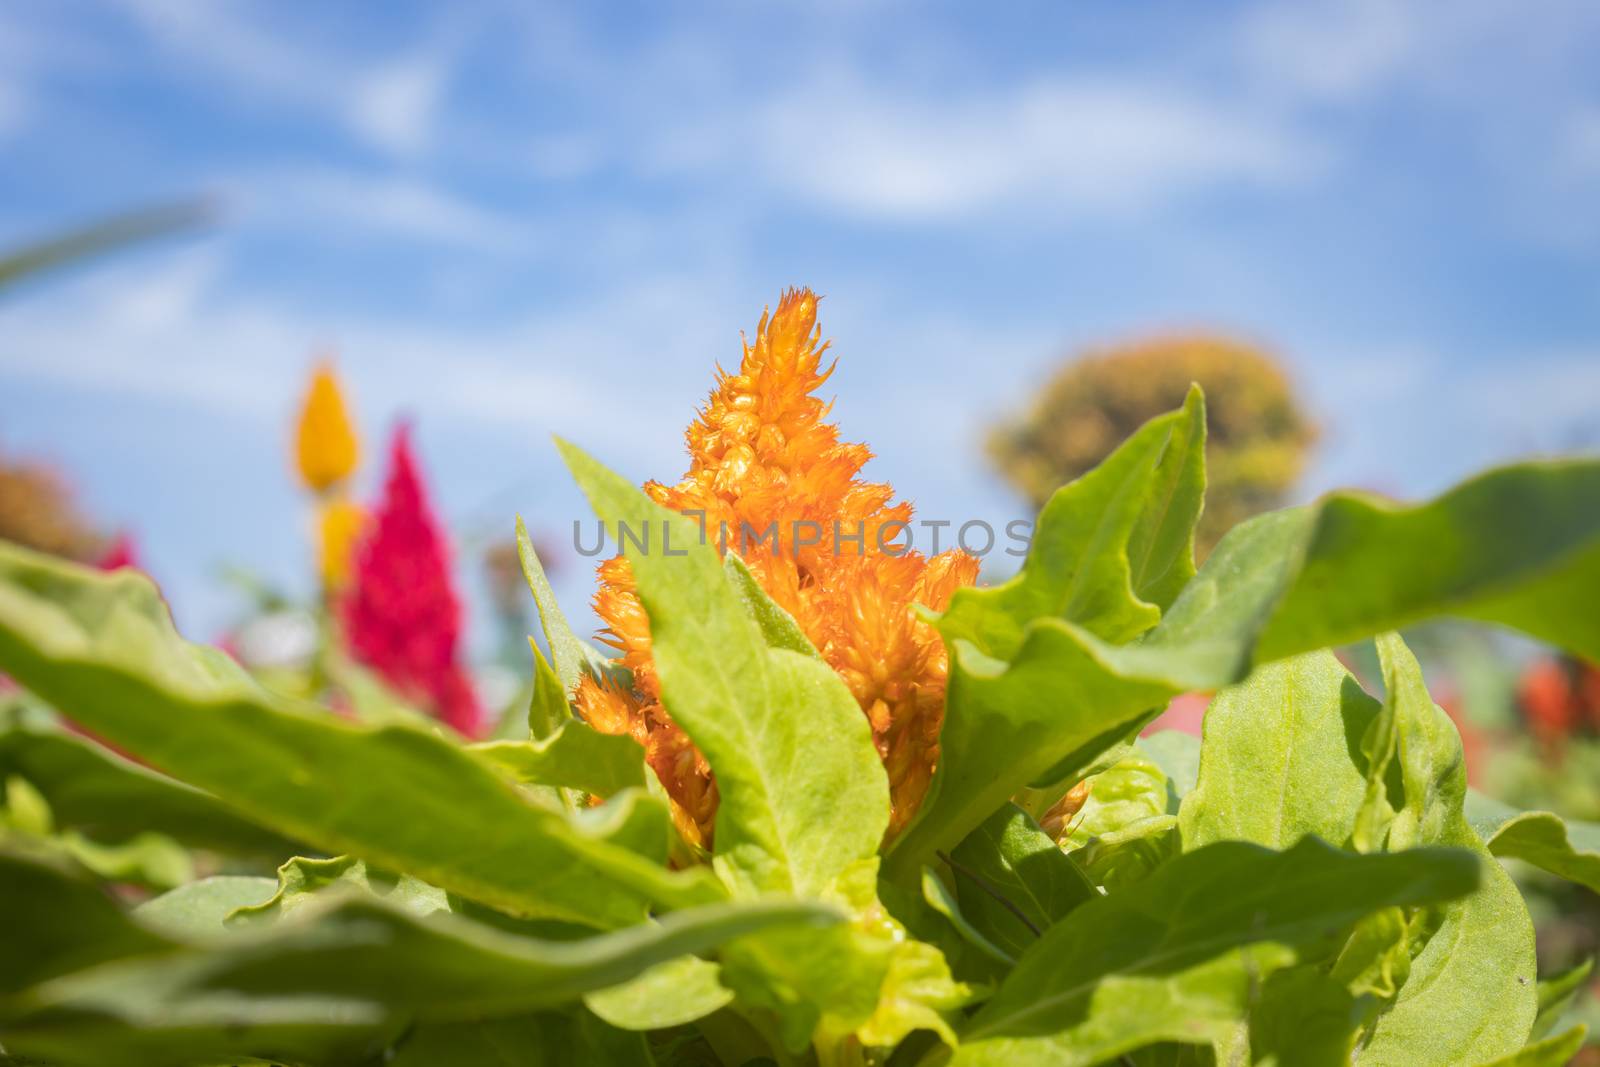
[1357,634,1539,1067]
[388,1011,652,1066]
[1470,1026,1589,1067]
[921,867,1015,969]
[0,848,173,995]
[584,955,734,1030]
[1064,753,1168,847]
[1224,967,1370,1067]
[1139,729,1200,807]
[230,855,448,926]
[526,634,570,741]
[946,804,1097,960]
[890,457,1600,882]
[558,439,889,899]
[0,540,722,927]
[133,876,278,939]
[937,388,1205,659]
[1180,652,1380,851]
[949,838,1480,1066]
[724,552,820,658]
[472,721,648,800]
[1330,908,1412,1001]
[1533,958,1593,1041]
[0,718,295,856]
[1481,810,1600,894]
[517,515,622,700]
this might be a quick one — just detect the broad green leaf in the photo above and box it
[938,388,1204,658]
[584,955,733,1030]
[1358,634,1538,1067]
[558,439,888,899]
[472,721,648,800]
[134,876,278,938]
[181,895,841,1018]
[892,457,1600,881]
[3,773,193,888]
[2,887,839,1067]
[1470,1026,1589,1067]
[0,718,295,856]
[949,838,1480,1066]
[0,848,173,994]
[1222,967,1370,1067]
[1180,652,1380,851]
[388,1011,652,1066]
[1532,958,1593,1041]
[0,541,723,926]
[1481,810,1600,894]
[947,804,1096,960]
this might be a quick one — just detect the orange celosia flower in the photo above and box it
[576,288,979,846]
[317,497,364,590]
[295,361,359,493]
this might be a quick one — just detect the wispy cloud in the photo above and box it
[104,0,463,157]
[741,74,1321,221]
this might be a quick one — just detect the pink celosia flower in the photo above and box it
[341,424,482,736]
[96,532,140,572]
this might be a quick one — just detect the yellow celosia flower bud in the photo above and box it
[317,497,365,590]
[295,362,359,492]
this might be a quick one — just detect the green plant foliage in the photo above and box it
[1,387,1597,1065]
[0,545,722,926]
[889,441,1600,881]
[947,838,1480,1065]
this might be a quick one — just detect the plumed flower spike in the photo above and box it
[577,287,979,846]
[295,361,359,493]
[342,424,481,736]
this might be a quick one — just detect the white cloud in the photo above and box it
[346,54,448,157]
[104,0,458,156]
[659,74,1322,222]
[1237,0,1413,102]
[228,166,530,251]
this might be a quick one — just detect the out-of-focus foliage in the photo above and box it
[987,333,1315,549]
[0,456,107,563]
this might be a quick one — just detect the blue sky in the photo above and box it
[2,0,1598,648]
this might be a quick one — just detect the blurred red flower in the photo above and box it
[341,424,481,736]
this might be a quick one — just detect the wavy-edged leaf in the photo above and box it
[948,838,1479,1066]
[1357,634,1538,1066]
[0,541,722,926]
[938,388,1204,658]
[1481,810,1600,894]
[133,876,278,939]
[558,439,889,899]
[890,457,1600,881]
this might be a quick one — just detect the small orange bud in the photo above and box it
[295,362,359,492]
[317,497,365,590]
